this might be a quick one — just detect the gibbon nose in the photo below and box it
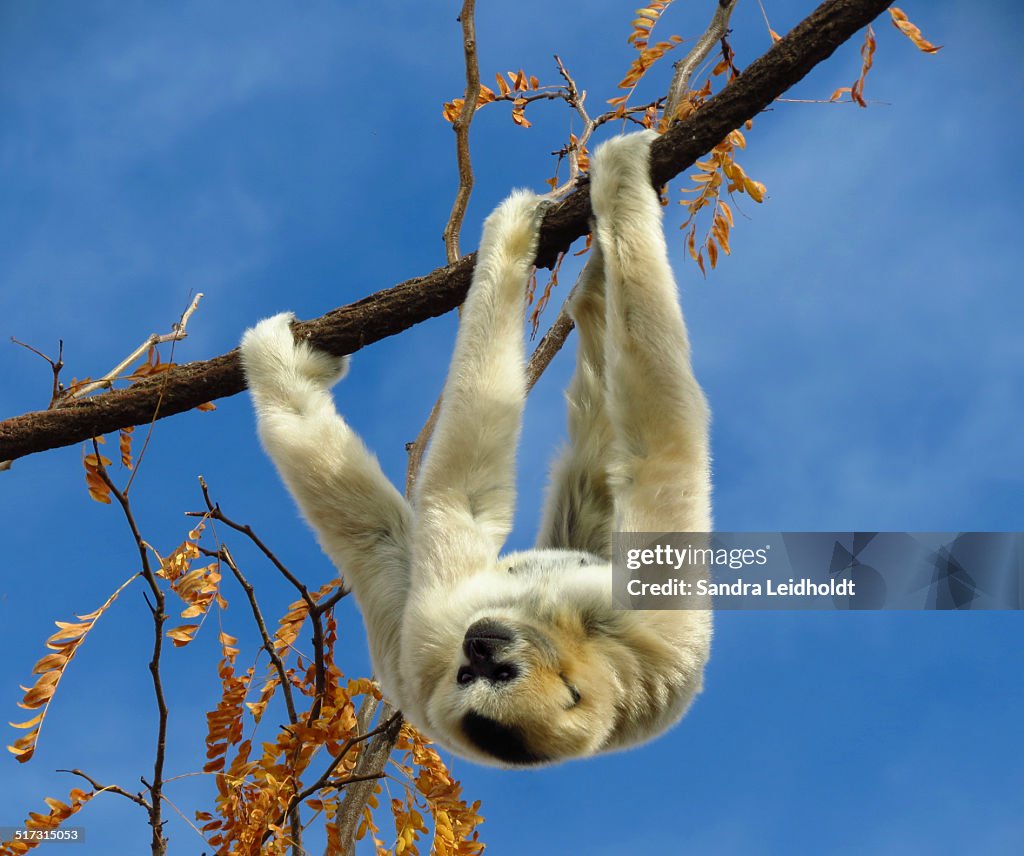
[459,620,518,683]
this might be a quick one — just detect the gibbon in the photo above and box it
[239,130,711,767]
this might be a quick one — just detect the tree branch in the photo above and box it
[0,0,893,465]
[442,0,481,263]
[664,0,740,120]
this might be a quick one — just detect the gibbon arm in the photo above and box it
[536,240,616,558]
[590,131,712,534]
[413,192,545,586]
[240,315,412,688]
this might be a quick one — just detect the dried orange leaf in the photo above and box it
[706,237,719,269]
[744,177,766,203]
[889,7,942,53]
[167,624,200,647]
[9,712,45,730]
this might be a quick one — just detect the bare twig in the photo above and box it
[123,295,204,494]
[1,339,64,470]
[69,293,203,400]
[91,441,169,856]
[664,0,740,121]
[191,478,313,855]
[189,477,330,718]
[546,56,594,196]
[190,478,315,607]
[526,306,575,391]
[317,586,349,613]
[58,768,151,810]
[156,791,210,846]
[414,0,482,492]
[404,395,443,497]
[442,0,481,263]
[213,543,300,725]
[10,337,64,408]
[757,0,780,41]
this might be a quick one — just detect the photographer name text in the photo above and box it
[626,578,856,598]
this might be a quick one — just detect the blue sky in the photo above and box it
[1,1,1022,853]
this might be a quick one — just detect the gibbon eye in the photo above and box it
[560,673,582,707]
[457,666,475,685]
[493,666,515,683]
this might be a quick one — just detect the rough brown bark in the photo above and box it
[0,0,892,464]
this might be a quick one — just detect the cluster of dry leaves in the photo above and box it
[443,3,940,281]
[831,10,940,106]
[4,483,486,854]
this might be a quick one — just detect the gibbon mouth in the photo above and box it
[462,712,548,766]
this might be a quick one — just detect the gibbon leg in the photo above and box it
[590,131,712,534]
[536,239,616,558]
[412,191,547,587]
[240,314,413,689]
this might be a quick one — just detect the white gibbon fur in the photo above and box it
[239,130,711,767]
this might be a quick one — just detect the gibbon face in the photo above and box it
[420,594,626,767]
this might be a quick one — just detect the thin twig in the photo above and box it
[124,294,204,494]
[442,0,481,263]
[547,56,595,197]
[190,478,315,607]
[404,396,442,497]
[526,306,575,391]
[419,0,482,494]
[316,586,349,613]
[194,538,305,853]
[215,543,300,725]
[665,0,740,121]
[157,790,210,845]
[10,337,64,407]
[58,768,151,810]
[756,0,779,41]
[91,441,168,856]
[69,293,203,400]
[1,339,64,470]
[190,477,330,724]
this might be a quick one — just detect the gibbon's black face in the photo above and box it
[448,616,616,766]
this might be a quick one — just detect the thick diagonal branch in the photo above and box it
[0,0,893,465]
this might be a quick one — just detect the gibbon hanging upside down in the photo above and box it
[239,130,711,767]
